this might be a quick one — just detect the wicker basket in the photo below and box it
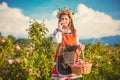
[70,62,92,75]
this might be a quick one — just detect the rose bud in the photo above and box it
[8,59,13,65]
[28,69,33,74]
[37,70,41,75]
[95,64,99,68]
[15,45,21,51]
[1,39,5,43]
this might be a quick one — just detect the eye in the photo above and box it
[65,18,68,20]
[61,18,64,21]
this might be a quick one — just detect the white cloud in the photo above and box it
[46,4,120,39]
[0,2,31,38]
[0,2,120,39]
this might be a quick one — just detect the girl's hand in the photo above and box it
[80,44,85,50]
[78,44,85,51]
[58,21,65,28]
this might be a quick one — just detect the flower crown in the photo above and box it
[57,7,74,18]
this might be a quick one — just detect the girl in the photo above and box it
[51,8,85,79]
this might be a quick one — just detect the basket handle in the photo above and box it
[81,50,85,60]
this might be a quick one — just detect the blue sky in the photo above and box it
[0,0,120,39]
[0,0,120,19]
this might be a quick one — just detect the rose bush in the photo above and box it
[0,20,120,80]
[0,20,56,80]
[80,43,120,80]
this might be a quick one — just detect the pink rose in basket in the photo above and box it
[84,62,89,64]
[76,62,82,65]
[79,61,84,64]
[75,62,80,64]
[72,62,83,66]
[72,62,78,66]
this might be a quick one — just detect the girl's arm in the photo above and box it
[52,21,65,43]
[76,31,80,45]
[52,27,63,43]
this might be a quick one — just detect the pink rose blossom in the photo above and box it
[84,62,89,65]
[15,45,21,51]
[1,39,5,43]
[68,11,70,14]
[28,69,33,74]
[95,64,99,68]
[8,59,13,65]
[37,70,41,75]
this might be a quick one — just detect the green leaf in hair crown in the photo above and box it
[57,7,74,18]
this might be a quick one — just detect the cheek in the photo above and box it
[64,22,69,26]
[66,21,70,25]
[67,19,70,23]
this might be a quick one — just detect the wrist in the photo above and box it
[56,28,62,32]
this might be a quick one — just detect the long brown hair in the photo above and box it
[57,14,77,56]
[58,13,76,38]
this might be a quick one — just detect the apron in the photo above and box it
[51,33,80,76]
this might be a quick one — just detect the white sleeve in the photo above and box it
[52,28,62,43]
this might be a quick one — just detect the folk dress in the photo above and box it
[51,28,80,77]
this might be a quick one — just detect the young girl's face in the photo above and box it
[60,15,70,28]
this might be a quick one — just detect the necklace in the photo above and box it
[63,28,71,33]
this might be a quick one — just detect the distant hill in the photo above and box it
[79,35,120,45]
